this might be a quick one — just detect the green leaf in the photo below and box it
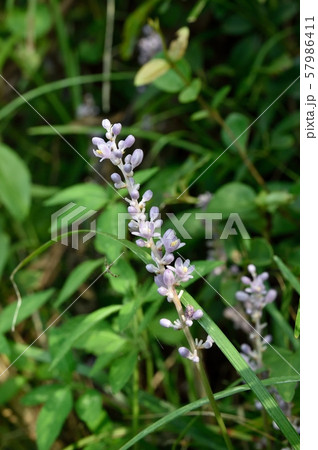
[263,346,299,402]
[294,303,300,339]
[0,334,10,355]
[49,305,121,370]
[0,232,10,278]
[0,144,31,220]
[95,203,127,261]
[212,85,231,109]
[109,351,138,393]
[273,255,300,294]
[134,59,171,86]
[45,183,108,210]
[221,113,250,151]
[21,384,63,406]
[247,238,273,266]
[181,291,300,449]
[178,78,201,103]
[75,390,105,429]
[167,27,190,61]
[54,258,104,307]
[0,376,26,406]
[153,59,191,93]
[36,387,73,450]
[107,258,137,294]
[0,289,55,334]
[255,190,293,213]
[207,182,257,219]
[6,5,52,39]
[120,376,300,450]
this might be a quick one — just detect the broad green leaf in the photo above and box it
[6,5,52,39]
[294,304,300,339]
[109,351,138,393]
[221,113,250,151]
[134,59,171,86]
[255,190,293,213]
[0,232,10,278]
[0,289,55,334]
[0,376,25,406]
[74,328,127,356]
[178,78,201,103]
[207,182,257,219]
[36,387,73,450]
[50,305,121,369]
[120,376,300,450]
[21,384,63,406]
[45,183,108,210]
[247,238,273,266]
[181,291,300,449]
[118,300,139,330]
[263,346,299,402]
[107,258,138,294]
[153,59,191,93]
[0,144,31,220]
[274,255,300,294]
[95,203,127,261]
[75,390,105,430]
[0,334,10,355]
[167,27,190,61]
[54,258,104,307]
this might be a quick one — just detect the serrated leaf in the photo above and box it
[178,78,201,103]
[167,27,190,61]
[50,305,121,370]
[36,387,73,450]
[109,351,138,393]
[0,144,31,220]
[0,289,55,334]
[134,59,170,86]
[54,258,104,307]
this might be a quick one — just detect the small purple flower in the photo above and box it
[92,138,112,162]
[161,229,185,253]
[131,149,143,169]
[132,221,158,239]
[112,123,122,135]
[168,258,194,282]
[159,318,182,330]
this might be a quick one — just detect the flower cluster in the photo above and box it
[92,119,213,363]
[236,264,277,321]
[137,25,163,65]
[235,264,277,370]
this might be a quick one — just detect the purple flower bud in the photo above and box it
[128,206,138,214]
[136,239,145,247]
[158,286,168,296]
[131,149,143,168]
[124,135,135,148]
[236,291,250,302]
[203,335,213,349]
[112,123,122,135]
[178,347,191,359]
[142,190,153,202]
[111,173,122,184]
[260,272,269,281]
[241,276,251,285]
[192,309,203,320]
[114,150,123,158]
[146,264,158,273]
[265,289,277,304]
[160,318,173,328]
[241,343,252,354]
[150,206,160,221]
[131,189,140,200]
[247,264,256,275]
[102,119,111,130]
[125,154,132,164]
[163,269,175,287]
[124,163,132,173]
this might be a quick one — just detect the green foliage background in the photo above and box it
[0,1,299,449]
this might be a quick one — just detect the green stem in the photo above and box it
[171,289,233,450]
[198,359,234,450]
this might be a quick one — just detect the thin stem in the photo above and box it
[171,289,233,450]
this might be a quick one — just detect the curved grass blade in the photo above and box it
[119,376,300,450]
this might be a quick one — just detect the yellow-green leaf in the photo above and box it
[134,59,170,86]
[167,27,190,61]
